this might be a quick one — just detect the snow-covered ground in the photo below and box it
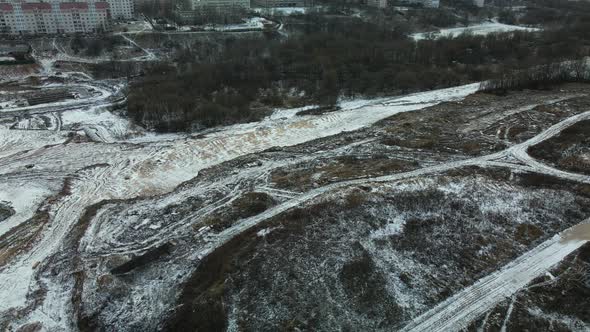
[113,19,153,35]
[411,22,540,41]
[36,33,157,66]
[0,82,479,325]
[0,128,68,159]
[267,105,317,120]
[0,83,113,113]
[0,100,24,109]
[61,107,136,141]
[2,73,590,330]
[252,7,307,15]
[0,183,56,238]
[0,64,40,83]
[179,17,273,32]
[400,221,589,332]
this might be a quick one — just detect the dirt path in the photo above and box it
[399,221,588,332]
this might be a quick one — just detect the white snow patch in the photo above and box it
[0,265,36,311]
[0,183,53,237]
[123,132,185,143]
[0,129,67,159]
[198,17,271,32]
[62,108,134,140]
[370,215,405,238]
[257,228,272,237]
[412,22,540,41]
[252,7,307,15]
[268,105,317,120]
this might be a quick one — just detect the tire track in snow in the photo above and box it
[399,222,589,332]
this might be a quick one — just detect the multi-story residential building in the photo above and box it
[0,3,15,34]
[0,0,134,35]
[134,0,173,8]
[107,0,134,19]
[367,0,388,8]
[190,0,250,9]
[251,0,306,7]
[134,0,174,17]
[398,0,440,8]
[176,0,250,24]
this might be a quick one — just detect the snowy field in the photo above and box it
[0,81,479,327]
[412,22,541,41]
[1,58,590,331]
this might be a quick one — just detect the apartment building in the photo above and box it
[107,0,134,19]
[190,0,250,9]
[398,0,440,7]
[134,0,172,7]
[251,0,305,7]
[367,0,388,8]
[0,0,134,35]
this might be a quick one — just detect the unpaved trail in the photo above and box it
[507,110,590,183]
[460,95,585,134]
[118,34,157,61]
[399,221,589,332]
